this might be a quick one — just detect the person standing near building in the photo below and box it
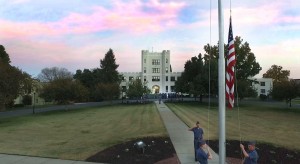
[196,140,212,164]
[240,141,259,164]
[188,121,204,161]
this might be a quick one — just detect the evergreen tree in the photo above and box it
[100,49,120,83]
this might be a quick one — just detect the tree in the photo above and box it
[263,65,290,83]
[94,83,120,102]
[0,45,31,111]
[39,78,88,104]
[0,62,24,110]
[100,49,120,83]
[38,67,73,82]
[271,79,299,107]
[0,45,11,64]
[74,49,122,101]
[126,79,150,100]
[175,36,261,101]
[174,54,207,101]
[233,36,261,80]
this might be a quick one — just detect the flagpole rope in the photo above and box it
[207,0,212,146]
[229,0,243,159]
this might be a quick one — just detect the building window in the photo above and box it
[144,59,146,63]
[171,86,175,92]
[152,59,160,65]
[137,76,141,80]
[152,76,160,81]
[171,76,176,81]
[152,68,160,73]
[166,67,168,73]
[129,76,134,81]
[166,86,168,92]
[261,89,265,94]
[260,82,265,86]
[144,76,146,82]
[166,76,168,81]
[122,86,126,92]
[144,67,146,73]
[166,58,168,63]
[122,76,126,81]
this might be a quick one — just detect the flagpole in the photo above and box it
[218,0,226,163]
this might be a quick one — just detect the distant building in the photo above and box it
[120,50,182,94]
[251,78,273,96]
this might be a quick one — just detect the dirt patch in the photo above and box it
[86,136,179,164]
[208,140,300,164]
[86,138,300,164]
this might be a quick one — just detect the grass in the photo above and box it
[165,102,300,151]
[0,103,167,160]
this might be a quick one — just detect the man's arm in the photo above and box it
[205,144,213,159]
[240,144,249,157]
[188,127,194,131]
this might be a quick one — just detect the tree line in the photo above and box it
[174,36,300,106]
[1,36,300,110]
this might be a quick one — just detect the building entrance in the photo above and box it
[152,85,160,94]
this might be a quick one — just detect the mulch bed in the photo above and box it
[86,136,178,164]
[208,140,300,164]
[85,137,300,164]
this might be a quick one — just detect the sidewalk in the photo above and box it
[0,154,101,164]
[155,101,221,164]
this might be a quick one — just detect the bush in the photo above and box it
[13,104,24,108]
[260,94,267,101]
[22,95,32,105]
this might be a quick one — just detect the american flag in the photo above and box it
[226,17,236,109]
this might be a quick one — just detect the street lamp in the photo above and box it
[32,92,35,114]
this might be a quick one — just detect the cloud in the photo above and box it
[0,0,186,39]
[252,39,300,78]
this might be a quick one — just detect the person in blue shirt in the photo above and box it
[240,141,259,164]
[188,121,204,161]
[196,140,212,164]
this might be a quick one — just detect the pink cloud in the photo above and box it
[252,39,300,78]
[0,0,186,39]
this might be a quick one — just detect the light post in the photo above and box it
[32,92,35,114]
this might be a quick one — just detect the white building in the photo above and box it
[120,50,182,94]
[251,78,273,96]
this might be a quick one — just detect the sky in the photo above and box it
[0,0,299,78]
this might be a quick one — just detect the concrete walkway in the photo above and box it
[155,101,221,164]
[0,154,101,164]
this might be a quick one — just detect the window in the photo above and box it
[144,59,146,63]
[166,58,168,63]
[261,89,265,94]
[122,86,126,92]
[171,76,176,81]
[144,67,146,73]
[152,59,160,65]
[260,82,265,86]
[152,68,160,73]
[166,76,168,81]
[144,76,146,82]
[122,76,126,81]
[129,76,134,81]
[166,86,168,92]
[171,86,175,92]
[152,76,160,81]
[137,76,141,80]
[166,67,168,73]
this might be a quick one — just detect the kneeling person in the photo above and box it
[196,140,212,164]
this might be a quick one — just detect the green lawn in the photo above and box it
[166,102,300,151]
[0,103,167,160]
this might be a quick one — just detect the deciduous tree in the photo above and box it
[263,65,290,83]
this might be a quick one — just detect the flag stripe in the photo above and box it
[226,17,236,109]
